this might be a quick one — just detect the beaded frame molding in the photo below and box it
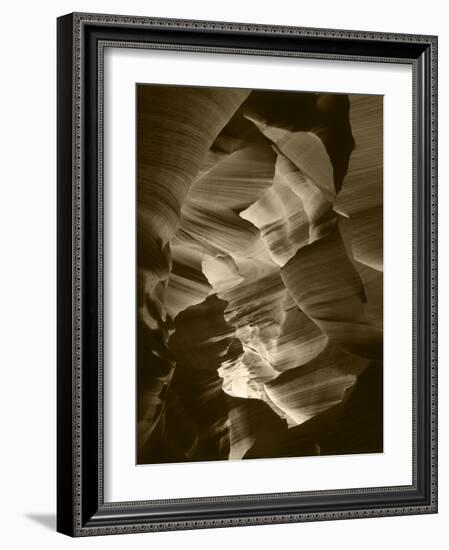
[57,12,438,537]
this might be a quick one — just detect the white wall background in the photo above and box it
[0,1,445,548]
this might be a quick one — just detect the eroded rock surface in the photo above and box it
[136,86,383,464]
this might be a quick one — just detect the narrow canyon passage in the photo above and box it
[136,85,383,465]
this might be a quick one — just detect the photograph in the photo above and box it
[0,0,443,547]
[136,85,384,465]
[53,9,438,537]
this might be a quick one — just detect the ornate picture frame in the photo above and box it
[57,12,437,536]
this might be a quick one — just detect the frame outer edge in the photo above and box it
[57,13,76,537]
[428,32,437,511]
[71,11,437,43]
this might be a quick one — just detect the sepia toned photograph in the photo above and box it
[136,84,383,465]
[56,13,437,535]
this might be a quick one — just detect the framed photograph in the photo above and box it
[57,12,438,536]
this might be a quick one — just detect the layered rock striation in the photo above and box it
[136,85,383,464]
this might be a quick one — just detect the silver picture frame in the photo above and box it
[57,12,437,536]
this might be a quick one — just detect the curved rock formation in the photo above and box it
[136,85,383,464]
